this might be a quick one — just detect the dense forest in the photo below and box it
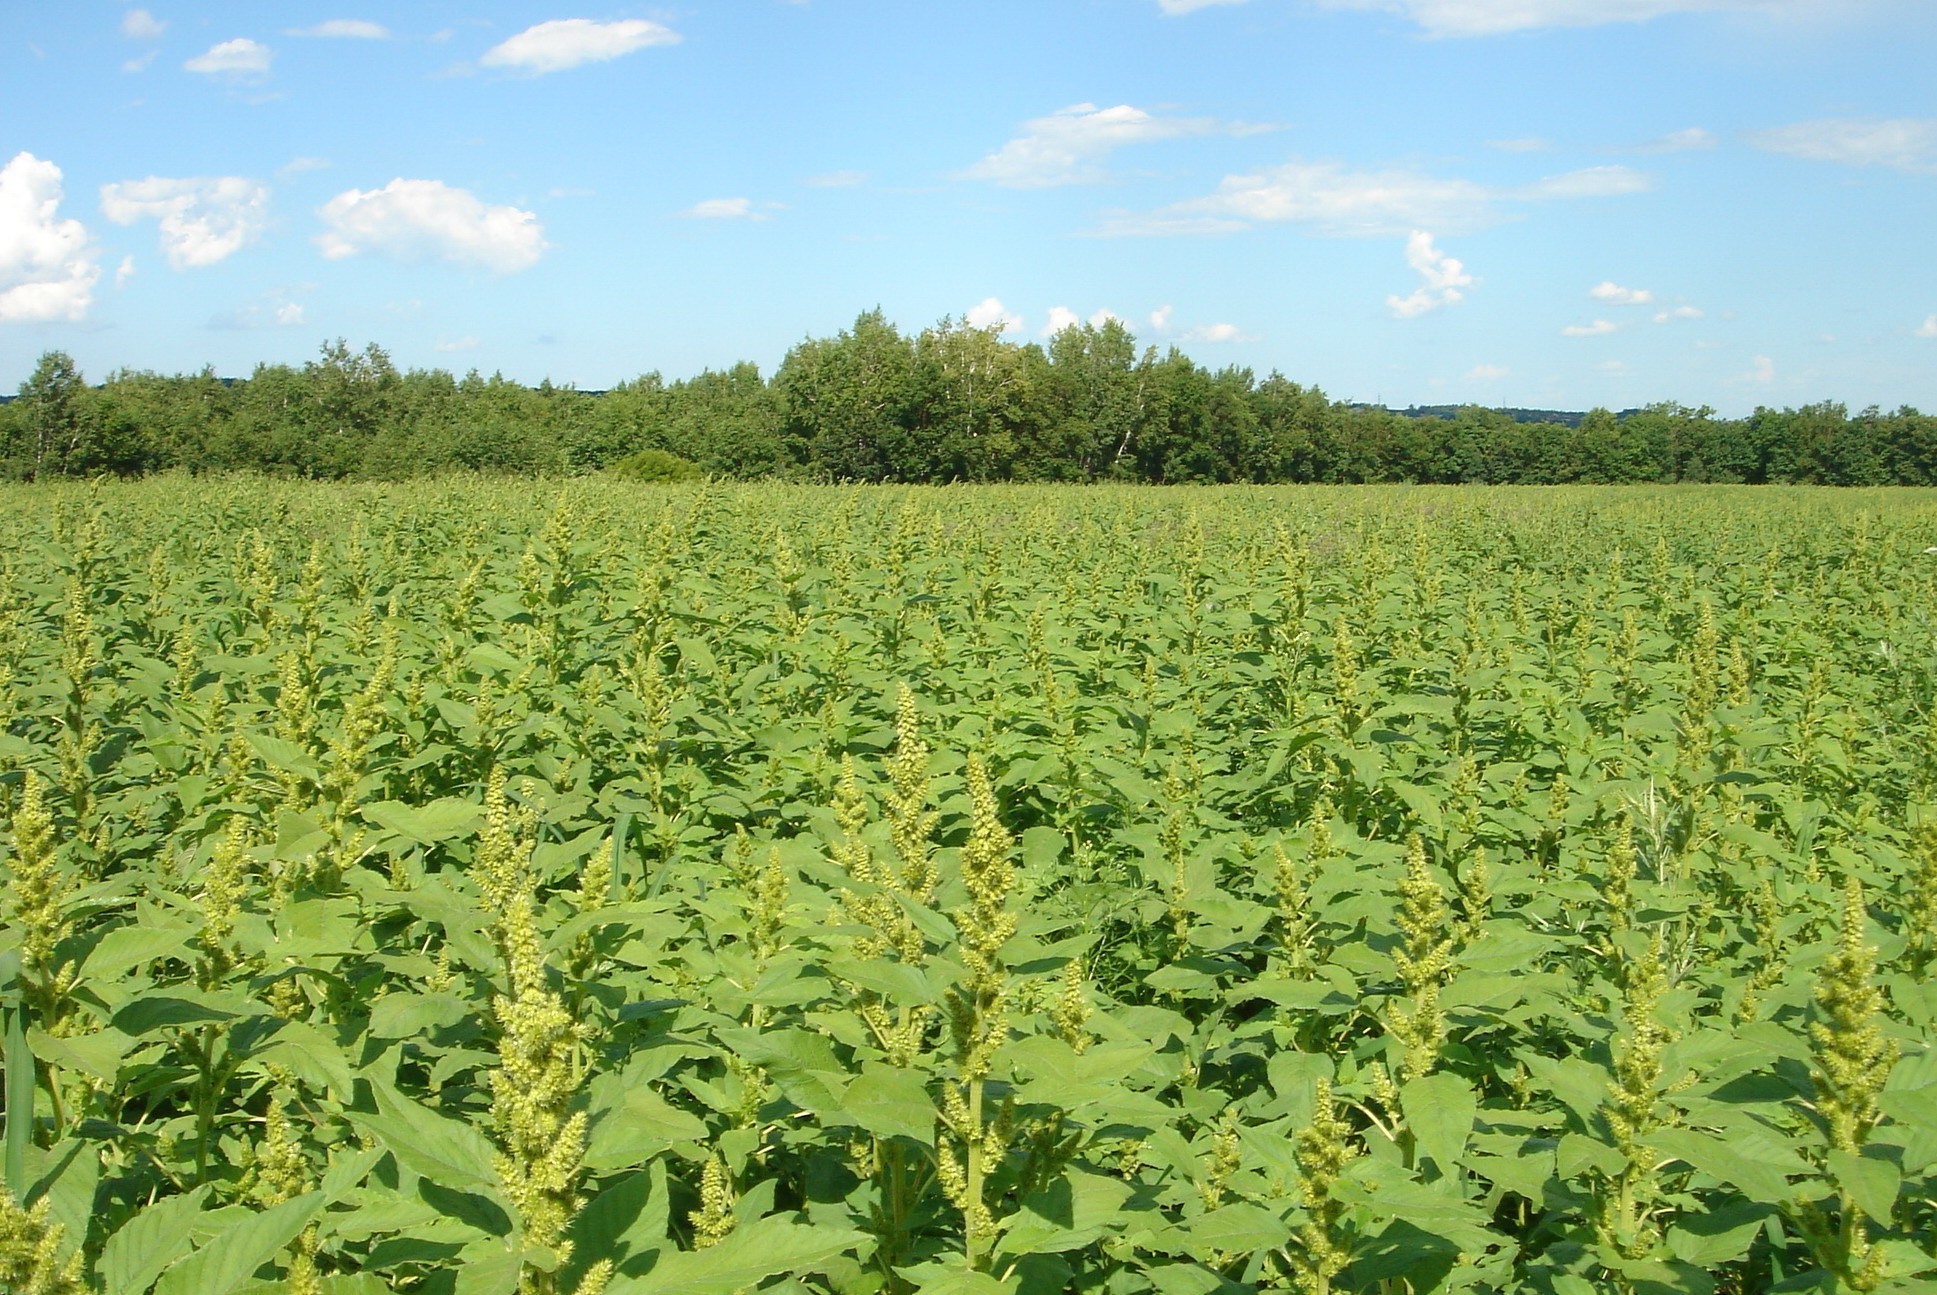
[4,310,1934,485]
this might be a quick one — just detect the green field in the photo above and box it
[1,478,1935,1295]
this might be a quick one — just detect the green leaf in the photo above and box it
[361,798,484,847]
[368,991,472,1038]
[610,1215,866,1295]
[346,1074,501,1193]
[1171,1202,1291,1257]
[152,1193,325,1295]
[82,925,194,979]
[1828,1149,1901,1224]
[1665,1201,1774,1267]
[1400,1072,1475,1171]
[1648,1128,1804,1203]
[246,733,321,779]
[837,1064,935,1145]
[999,1170,1137,1255]
[584,1089,709,1171]
[99,1185,212,1295]
[451,1240,527,1295]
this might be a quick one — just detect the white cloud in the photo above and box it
[1628,126,1718,152]
[1043,306,1082,336]
[185,38,273,79]
[1561,319,1619,336]
[114,255,136,288]
[961,102,1264,189]
[1150,304,1175,331]
[1916,315,1937,339]
[1744,117,1937,173]
[1158,0,1251,11]
[803,170,870,188]
[966,297,1024,333]
[123,51,158,73]
[480,19,679,75]
[1590,280,1653,305]
[100,176,270,269]
[1183,321,1256,342]
[286,20,392,39]
[1387,230,1473,318]
[317,179,547,272]
[0,153,100,323]
[279,157,332,177]
[1317,0,1828,37]
[1518,165,1656,198]
[1654,305,1704,322]
[121,8,165,40]
[1090,308,1124,327]
[678,197,782,220]
[1096,160,1652,237]
[1468,363,1509,379]
[436,336,481,352]
[1745,354,1776,383]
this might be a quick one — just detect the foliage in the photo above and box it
[608,450,703,484]
[0,477,1934,1295]
[8,328,1937,484]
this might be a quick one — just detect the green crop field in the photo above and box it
[1,477,1935,1295]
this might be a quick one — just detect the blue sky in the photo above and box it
[2,0,1934,414]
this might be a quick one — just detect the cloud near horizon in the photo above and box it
[1093,160,1653,237]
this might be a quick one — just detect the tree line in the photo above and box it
[4,311,1934,485]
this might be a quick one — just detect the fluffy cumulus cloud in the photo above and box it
[480,19,680,75]
[1043,306,1082,335]
[1150,305,1175,331]
[1744,117,1937,172]
[1590,280,1653,305]
[962,103,1265,189]
[286,20,392,39]
[0,153,100,322]
[100,176,270,269]
[1917,315,1937,339]
[1468,363,1510,379]
[1387,230,1473,318]
[316,179,547,272]
[1314,0,1828,37]
[1654,305,1704,322]
[966,297,1023,333]
[185,38,273,78]
[120,8,165,39]
[1096,160,1652,237]
[1745,354,1776,383]
[1561,319,1619,336]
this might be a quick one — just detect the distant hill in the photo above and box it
[1387,405,1644,428]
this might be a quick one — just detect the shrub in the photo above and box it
[609,447,702,482]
